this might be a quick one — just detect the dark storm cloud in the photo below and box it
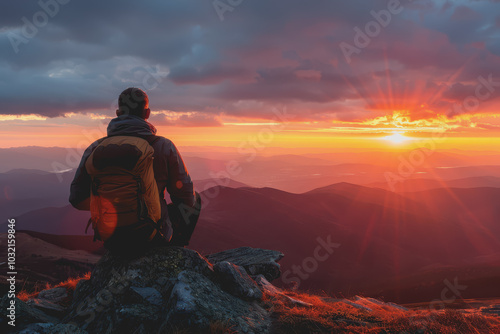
[0,0,499,120]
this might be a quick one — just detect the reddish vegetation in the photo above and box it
[265,290,500,333]
[17,272,91,302]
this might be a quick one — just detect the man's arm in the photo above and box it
[162,140,199,246]
[165,142,196,207]
[69,140,101,211]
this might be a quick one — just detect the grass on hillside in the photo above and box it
[264,290,500,334]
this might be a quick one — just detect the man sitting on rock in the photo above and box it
[69,87,201,253]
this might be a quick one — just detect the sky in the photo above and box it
[1,0,500,150]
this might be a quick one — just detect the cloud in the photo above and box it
[151,111,222,127]
[0,0,499,130]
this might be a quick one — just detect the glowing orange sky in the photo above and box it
[2,110,500,152]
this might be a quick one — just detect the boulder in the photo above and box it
[60,246,273,334]
[26,298,66,317]
[63,246,214,333]
[37,287,68,304]
[128,287,163,306]
[161,270,270,333]
[254,275,312,307]
[206,247,284,281]
[213,261,263,300]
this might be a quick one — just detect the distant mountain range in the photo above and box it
[3,146,500,173]
[3,146,500,193]
[370,175,500,192]
[2,154,500,303]
[10,180,500,301]
[188,184,500,301]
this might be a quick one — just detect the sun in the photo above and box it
[382,133,412,144]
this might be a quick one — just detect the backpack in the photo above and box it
[84,135,162,244]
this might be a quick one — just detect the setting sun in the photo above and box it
[382,133,412,145]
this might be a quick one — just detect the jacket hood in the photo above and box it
[107,115,157,137]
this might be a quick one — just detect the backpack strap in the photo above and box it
[85,217,102,242]
[85,218,92,234]
[144,135,161,147]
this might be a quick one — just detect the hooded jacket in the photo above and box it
[69,115,196,228]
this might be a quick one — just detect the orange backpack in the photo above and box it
[85,135,162,242]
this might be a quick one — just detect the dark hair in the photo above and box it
[118,87,149,117]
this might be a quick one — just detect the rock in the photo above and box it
[72,279,90,303]
[18,323,87,334]
[354,296,384,305]
[480,304,500,316]
[26,298,66,317]
[0,295,58,328]
[161,270,270,334]
[11,246,287,333]
[386,302,409,312]
[341,299,373,312]
[87,245,214,292]
[321,297,341,304]
[63,246,214,333]
[352,296,409,312]
[207,247,284,281]
[114,303,161,333]
[129,287,163,306]
[37,287,68,304]
[255,275,312,307]
[255,275,282,295]
[213,261,263,300]
[62,246,274,333]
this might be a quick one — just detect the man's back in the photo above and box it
[69,88,198,252]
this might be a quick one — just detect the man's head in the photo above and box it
[116,87,151,119]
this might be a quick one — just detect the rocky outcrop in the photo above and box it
[160,270,269,334]
[4,246,282,334]
[207,247,284,282]
[3,245,497,333]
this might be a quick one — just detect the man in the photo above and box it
[69,87,200,253]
